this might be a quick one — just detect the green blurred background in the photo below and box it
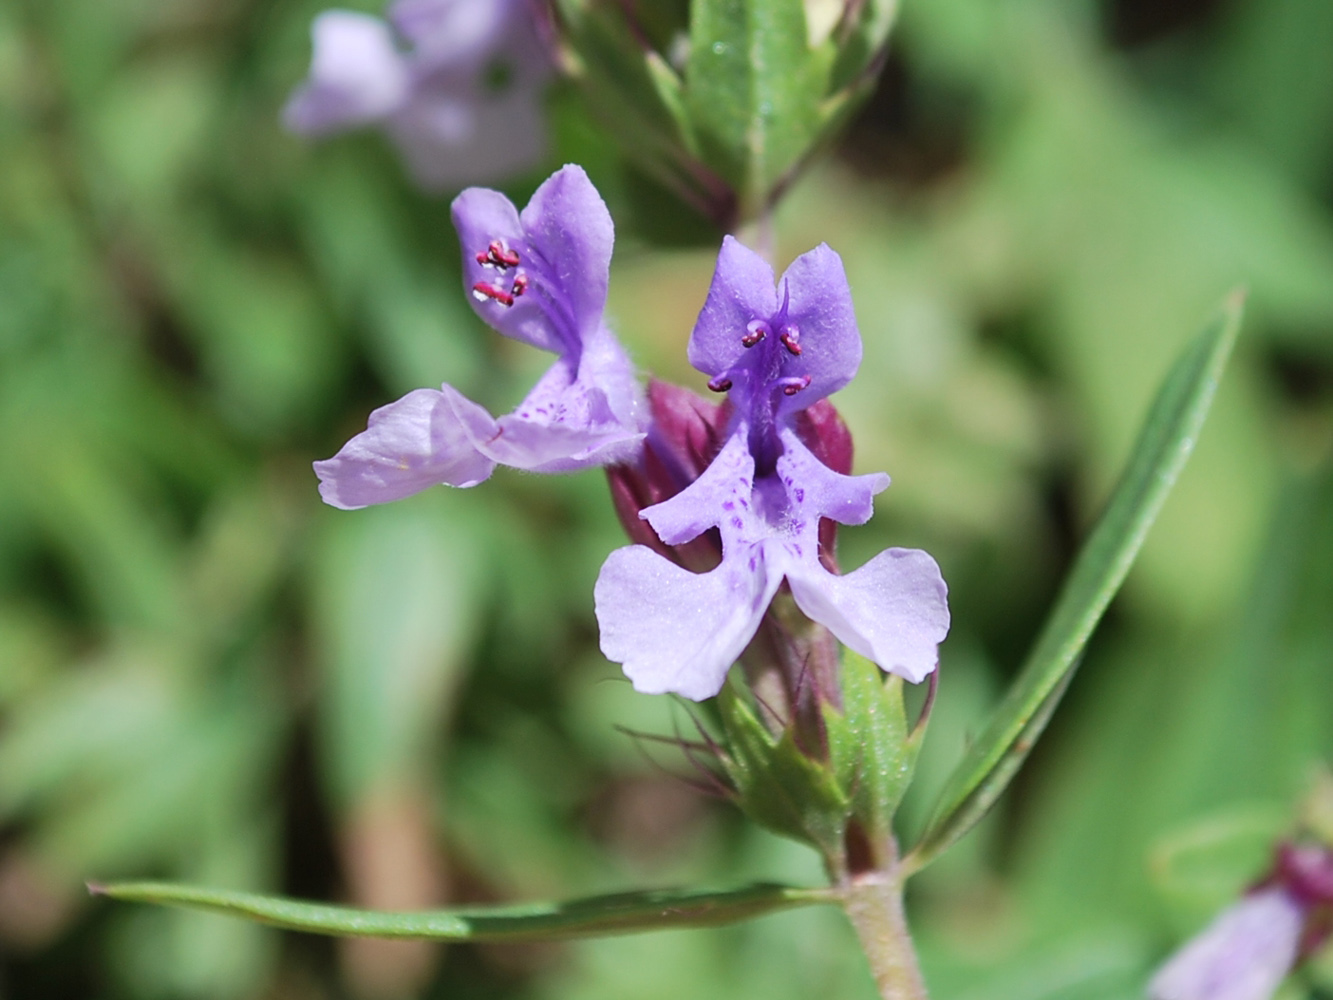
[2,0,1332,997]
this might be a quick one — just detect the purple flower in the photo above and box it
[1148,889,1305,1000]
[594,237,950,701]
[284,0,549,189]
[1148,843,1333,1000]
[315,165,645,509]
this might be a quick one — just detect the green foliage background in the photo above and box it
[1,0,1331,997]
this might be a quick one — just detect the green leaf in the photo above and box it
[824,652,919,844]
[906,294,1245,874]
[90,881,834,942]
[686,0,826,213]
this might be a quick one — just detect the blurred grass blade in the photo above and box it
[905,293,1245,875]
[90,881,834,941]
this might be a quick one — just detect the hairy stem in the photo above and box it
[841,871,928,1000]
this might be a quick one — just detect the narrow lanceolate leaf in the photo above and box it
[90,881,834,941]
[905,293,1245,875]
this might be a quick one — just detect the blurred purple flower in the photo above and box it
[284,0,550,189]
[1148,889,1304,1000]
[1149,842,1333,1000]
[315,165,645,509]
[595,236,949,701]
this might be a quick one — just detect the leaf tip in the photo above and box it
[86,881,107,897]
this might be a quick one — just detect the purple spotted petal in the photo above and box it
[1149,889,1304,1000]
[687,236,780,379]
[596,420,948,697]
[284,11,410,135]
[596,431,769,701]
[480,331,644,472]
[314,386,497,509]
[642,432,754,546]
[786,548,949,683]
[595,544,782,701]
[775,428,886,527]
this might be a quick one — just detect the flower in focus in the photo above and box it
[1149,843,1333,1000]
[315,164,645,509]
[284,0,550,189]
[595,236,950,701]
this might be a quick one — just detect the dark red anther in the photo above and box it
[472,281,515,306]
[741,321,767,348]
[511,274,529,297]
[478,240,521,269]
[781,375,812,396]
[489,240,521,267]
[780,331,802,355]
[707,375,733,393]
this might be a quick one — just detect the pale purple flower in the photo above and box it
[1148,889,1305,1000]
[284,0,549,189]
[595,236,950,701]
[315,164,645,509]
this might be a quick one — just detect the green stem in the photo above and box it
[735,209,776,265]
[841,872,928,1000]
